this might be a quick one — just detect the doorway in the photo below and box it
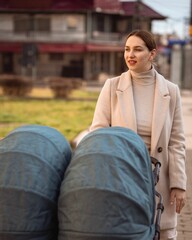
[2,53,14,73]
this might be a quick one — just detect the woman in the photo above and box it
[89,30,187,240]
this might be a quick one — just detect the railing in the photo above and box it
[0,30,124,44]
[0,30,86,42]
[92,31,122,41]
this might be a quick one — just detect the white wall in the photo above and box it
[0,14,13,32]
[51,14,85,32]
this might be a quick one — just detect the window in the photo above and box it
[96,14,105,32]
[34,18,50,32]
[14,15,50,32]
[14,15,32,32]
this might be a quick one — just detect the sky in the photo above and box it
[143,0,191,39]
[121,0,191,39]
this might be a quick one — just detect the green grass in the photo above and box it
[0,88,100,143]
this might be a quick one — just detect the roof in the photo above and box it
[0,0,166,19]
[121,1,166,20]
[0,0,120,13]
[0,0,52,10]
[94,0,122,14]
[50,0,94,11]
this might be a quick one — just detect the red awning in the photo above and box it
[38,43,123,53]
[38,43,86,53]
[0,42,124,53]
[0,42,22,52]
[86,44,123,52]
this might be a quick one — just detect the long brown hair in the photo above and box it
[126,30,157,51]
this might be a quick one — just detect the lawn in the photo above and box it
[0,87,100,144]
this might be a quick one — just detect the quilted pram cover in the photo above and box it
[58,127,156,240]
[0,125,72,240]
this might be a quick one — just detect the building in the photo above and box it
[0,0,166,81]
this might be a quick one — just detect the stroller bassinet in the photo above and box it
[0,125,72,240]
[58,127,163,240]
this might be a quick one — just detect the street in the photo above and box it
[177,90,192,240]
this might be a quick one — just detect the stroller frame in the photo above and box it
[151,157,164,240]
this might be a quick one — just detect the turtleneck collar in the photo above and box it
[130,66,156,86]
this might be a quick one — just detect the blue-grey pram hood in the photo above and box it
[0,125,72,240]
[58,127,156,240]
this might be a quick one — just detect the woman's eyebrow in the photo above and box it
[125,45,144,48]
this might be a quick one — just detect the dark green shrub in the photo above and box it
[0,75,33,97]
[48,77,82,98]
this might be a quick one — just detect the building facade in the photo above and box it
[0,0,165,81]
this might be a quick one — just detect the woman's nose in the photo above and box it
[129,50,135,57]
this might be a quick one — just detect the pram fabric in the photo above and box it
[58,127,156,240]
[0,125,72,240]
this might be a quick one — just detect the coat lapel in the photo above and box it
[151,72,170,155]
[116,71,137,132]
[115,70,170,155]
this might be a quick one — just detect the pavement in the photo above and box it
[177,90,192,240]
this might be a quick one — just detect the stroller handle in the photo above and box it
[151,157,161,186]
[151,157,161,167]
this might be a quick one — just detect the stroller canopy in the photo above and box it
[58,127,156,240]
[0,125,72,240]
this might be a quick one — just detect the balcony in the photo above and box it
[0,30,124,44]
[0,30,86,43]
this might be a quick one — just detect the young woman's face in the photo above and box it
[124,35,156,73]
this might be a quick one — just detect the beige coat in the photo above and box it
[90,70,187,230]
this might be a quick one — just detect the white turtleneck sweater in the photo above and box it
[130,67,156,150]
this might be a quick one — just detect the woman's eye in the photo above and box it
[125,48,142,52]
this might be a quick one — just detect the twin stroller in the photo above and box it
[0,125,163,240]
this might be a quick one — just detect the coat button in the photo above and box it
[157,147,163,153]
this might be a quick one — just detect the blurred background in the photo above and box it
[0,0,191,89]
[0,0,191,143]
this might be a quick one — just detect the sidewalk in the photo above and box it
[181,90,192,150]
[177,90,192,240]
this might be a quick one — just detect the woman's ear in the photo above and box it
[149,49,157,61]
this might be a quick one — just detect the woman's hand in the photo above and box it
[170,188,186,214]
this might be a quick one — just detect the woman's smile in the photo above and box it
[128,60,137,66]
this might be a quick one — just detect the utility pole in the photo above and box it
[187,0,192,89]
[190,0,192,39]
[133,0,142,30]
